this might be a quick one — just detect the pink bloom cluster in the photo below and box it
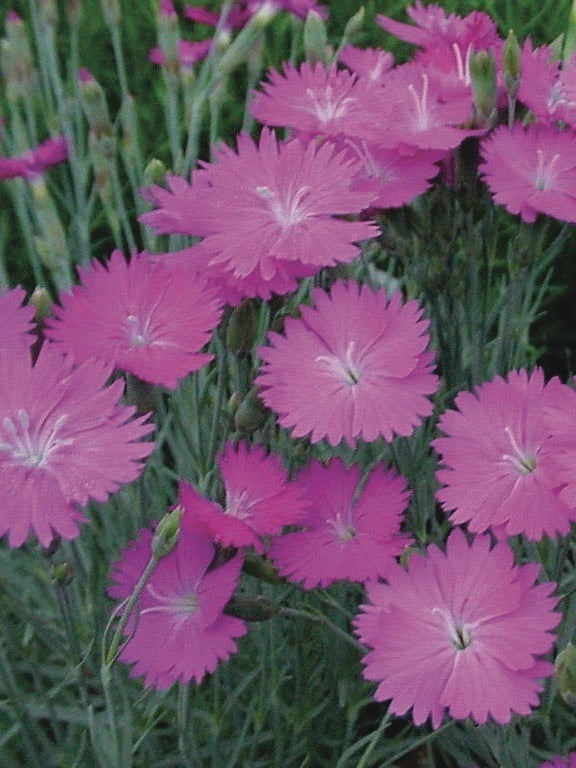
[540,755,576,768]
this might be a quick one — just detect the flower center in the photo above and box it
[305,84,352,124]
[125,314,152,348]
[142,583,199,627]
[500,426,537,475]
[225,489,252,520]
[330,511,356,542]
[315,341,362,386]
[450,621,473,650]
[407,73,432,131]
[256,185,310,228]
[0,408,72,468]
[534,150,561,191]
[452,42,473,85]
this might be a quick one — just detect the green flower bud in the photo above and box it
[224,594,278,622]
[503,30,521,98]
[143,158,167,188]
[152,506,183,560]
[50,562,74,586]
[564,0,576,63]
[341,7,365,48]
[556,642,576,706]
[29,286,52,322]
[304,9,330,65]
[234,388,268,434]
[226,299,257,356]
[470,49,497,127]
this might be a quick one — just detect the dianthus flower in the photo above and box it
[141,131,378,300]
[256,281,438,446]
[47,250,222,389]
[355,528,560,728]
[0,286,35,353]
[269,458,410,588]
[540,755,576,768]
[480,123,576,223]
[149,39,212,68]
[518,40,576,127]
[0,136,68,181]
[377,3,500,54]
[108,522,246,689]
[179,441,308,552]
[339,45,394,84]
[250,62,387,141]
[434,368,575,540]
[0,346,154,548]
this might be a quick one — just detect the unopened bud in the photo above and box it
[216,9,277,80]
[556,642,576,706]
[503,30,521,98]
[565,0,576,63]
[235,388,268,433]
[470,49,497,127]
[50,562,74,586]
[100,0,121,27]
[226,299,257,356]
[152,506,183,560]
[29,285,52,321]
[143,158,167,188]
[225,594,278,621]
[304,9,331,65]
[78,69,112,137]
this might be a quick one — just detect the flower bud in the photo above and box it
[234,388,268,434]
[556,642,576,706]
[100,0,121,27]
[29,285,52,321]
[226,299,257,356]
[564,0,576,62]
[152,506,183,560]
[342,6,365,44]
[503,30,521,99]
[224,594,278,622]
[78,69,112,138]
[470,49,497,127]
[50,562,74,586]
[143,158,167,188]
[304,9,331,65]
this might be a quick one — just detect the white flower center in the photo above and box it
[0,408,72,468]
[534,150,561,191]
[433,607,475,651]
[500,426,537,475]
[125,314,152,348]
[316,341,362,386]
[407,73,432,131]
[142,583,199,628]
[225,489,252,520]
[305,84,353,124]
[256,185,310,228]
[329,511,356,542]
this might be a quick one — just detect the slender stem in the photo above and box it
[279,606,366,652]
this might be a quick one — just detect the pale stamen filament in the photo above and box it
[407,73,430,131]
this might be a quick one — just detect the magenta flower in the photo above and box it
[518,40,576,128]
[540,755,576,768]
[377,3,500,53]
[0,286,35,353]
[0,136,68,181]
[47,250,222,389]
[339,45,394,84]
[434,368,576,540]
[141,131,378,300]
[250,63,386,141]
[108,522,246,689]
[0,346,154,548]
[269,458,410,588]
[541,381,576,511]
[179,442,308,552]
[256,281,438,446]
[149,39,212,68]
[355,528,560,728]
[480,123,576,223]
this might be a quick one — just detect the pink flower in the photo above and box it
[355,528,560,728]
[480,123,576,223]
[540,755,576,768]
[179,441,309,552]
[250,62,386,141]
[433,368,576,540]
[149,39,212,67]
[269,458,410,588]
[0,136,68,180]
[518,40,576,127]
[141,131,378,300]
[0,286,35,353]
[47,250,222,389]
[108,522,246,689]
[256,281,438,446]
[541,381,576,511]
[377,3,500,53]
[339,45,394,84]
[343,141,442,208]
[0,346,154,548]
